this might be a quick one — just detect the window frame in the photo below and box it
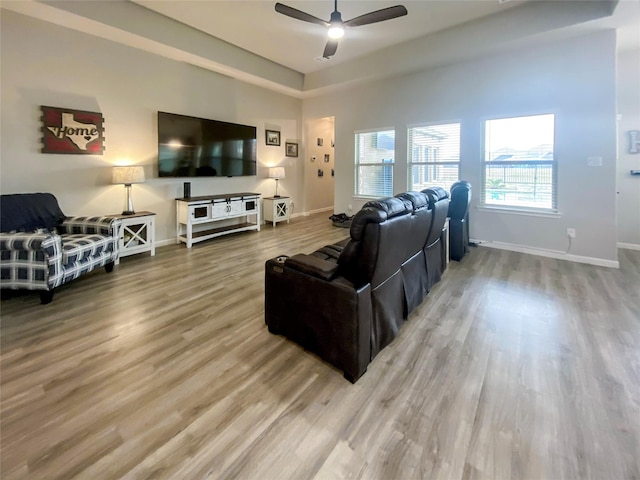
[354,127,396,199]
[481,113,557,213]
[407,120,461,193]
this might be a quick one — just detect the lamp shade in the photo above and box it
[268,167,285,179]
[112,166,145,185]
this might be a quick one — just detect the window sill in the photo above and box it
[476,205,562,218]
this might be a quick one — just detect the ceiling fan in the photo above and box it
[275,0,408,59]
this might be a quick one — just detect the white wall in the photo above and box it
[303,117,335,214]
[303,30,619,264]
[616,48,640,249]
[0,10,302,243]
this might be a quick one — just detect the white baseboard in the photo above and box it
[298,206,334,217]
[471,239,620,269]
[618,242,640,251]
[156,238,176,248]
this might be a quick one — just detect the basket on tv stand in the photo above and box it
[176,193,261,248]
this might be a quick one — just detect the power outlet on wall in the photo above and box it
[567,228,576,239]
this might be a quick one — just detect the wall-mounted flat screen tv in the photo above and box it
[157,112,257,177]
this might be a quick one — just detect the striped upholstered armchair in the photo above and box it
[0,193,120,304]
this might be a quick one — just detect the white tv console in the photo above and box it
[176,193,261,248]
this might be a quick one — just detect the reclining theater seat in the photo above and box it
[395,191,432,313]
[265,194,440,383]
[339,197,415,357]
[421,187,450,290]
[448,180,472,261]
[0,193,120,304]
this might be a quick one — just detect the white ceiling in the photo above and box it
[133,0,526,74]
[2,0,638,97]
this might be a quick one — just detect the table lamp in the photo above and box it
[112,166,145,215]
[268,167,285,198]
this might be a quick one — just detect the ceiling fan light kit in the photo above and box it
[275,1,407,59]
[328,25,344,39]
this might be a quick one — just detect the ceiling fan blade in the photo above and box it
[275,3,329,27]
[343,5,408,27]
[323,39,339,58]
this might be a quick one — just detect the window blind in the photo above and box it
[355,129,395,197]
[408,122,460,192]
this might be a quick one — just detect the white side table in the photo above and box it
[109,211,156,264]
[263,197,290,227]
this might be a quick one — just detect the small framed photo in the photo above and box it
[285,142,298,157]
[317,138,323,146]
[324,154,330,163]
[266,130,281,146]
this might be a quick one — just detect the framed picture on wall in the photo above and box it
[40,106,105,154]
[324,154,330,163]
[285,142,298,157]
[266,130,281,146]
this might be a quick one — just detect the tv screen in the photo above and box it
[157,112,257,177]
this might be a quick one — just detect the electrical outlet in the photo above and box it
[348,204,353,212]
[567,228,576,238]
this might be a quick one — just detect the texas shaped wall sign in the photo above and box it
[40,106,105,154]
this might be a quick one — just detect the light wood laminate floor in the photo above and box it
[1,213,639,479]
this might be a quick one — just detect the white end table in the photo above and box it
[263,196,290,227]
[108,211,156,264]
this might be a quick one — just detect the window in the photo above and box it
[483,114,556,211]
[355,129,395,197]
[408,122,460,192]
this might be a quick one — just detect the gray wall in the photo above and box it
[303,117,335,214]
[616,48,640,248]
[0,10,303,243]
[304,30,619,264]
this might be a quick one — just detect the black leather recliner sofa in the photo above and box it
[264,189,449,382]
[448,181,472,261]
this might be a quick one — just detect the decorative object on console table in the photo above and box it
[265,130,280,146]
[268,167,285,197]
[112,166,145,215]
[263,196,290,227]
[183,182,191,199]
[106,211,156,264]
[176,193,261,248]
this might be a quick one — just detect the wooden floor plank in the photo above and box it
[2,213,639,479]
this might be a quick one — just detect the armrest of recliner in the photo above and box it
[285,254,340,281]
[265,256,372,382]
[59,216,121,236]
